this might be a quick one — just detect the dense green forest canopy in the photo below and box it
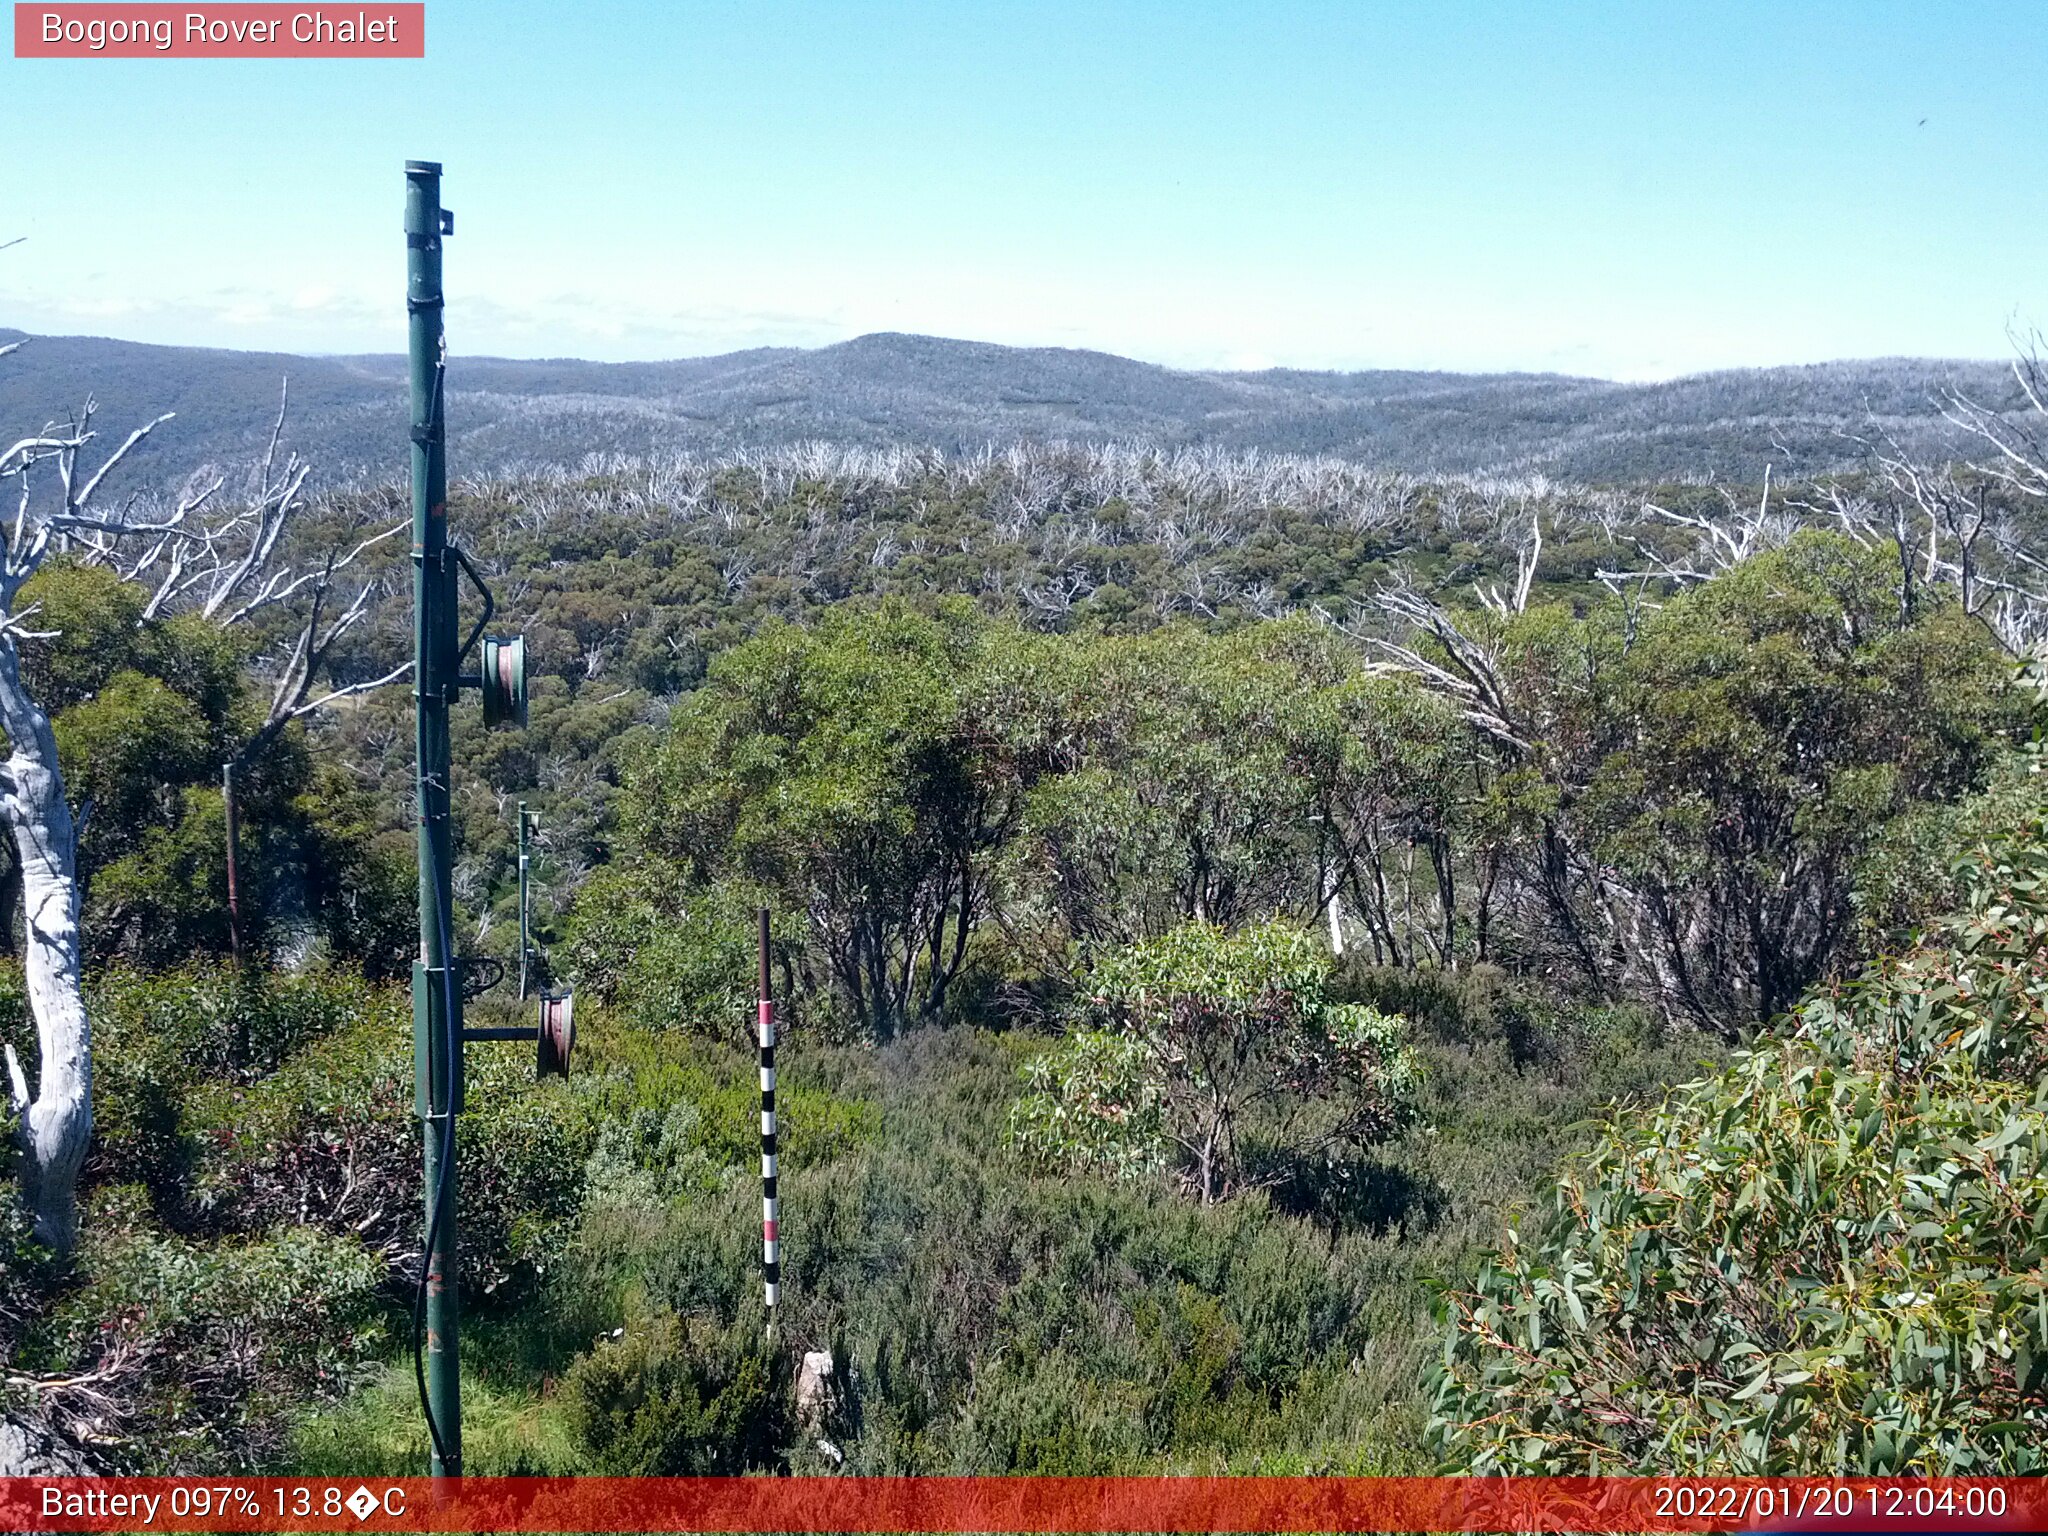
[0,425,2044,1474]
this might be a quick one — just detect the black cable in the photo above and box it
[411,721,460,1473]
[410,347,460,1474]
[411,903,459,1469]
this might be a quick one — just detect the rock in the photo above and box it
[795,1349,836,1435]
[0,1415,95,1476]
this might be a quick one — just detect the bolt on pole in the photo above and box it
[406,157,462,1480]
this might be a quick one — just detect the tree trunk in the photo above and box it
[0,639,90,1256]
[1432,832,1456,970]
[0,841,21,958]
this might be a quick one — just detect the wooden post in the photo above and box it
[222,762,241,964]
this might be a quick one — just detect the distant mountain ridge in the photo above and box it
[0,327,2022,487]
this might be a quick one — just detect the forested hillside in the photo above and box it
[2,353,2047,1473]
[0,328,2028,485]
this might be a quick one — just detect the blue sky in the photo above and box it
[2,1,2042,378]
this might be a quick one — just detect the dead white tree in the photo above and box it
[1476,507,1542,616]
[0,396,176,1252]
[1923,348,2048,650]
[1357,574,1529,752]
[0,362,406,1254]
[1941,344,2048,504]
[1595,367,2048,656]
[1018,565,1097,627]
[70,384,412,765]
[1596,464,1792,589]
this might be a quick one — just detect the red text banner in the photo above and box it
[0,1476,2041,1533]
[14,4,424,57]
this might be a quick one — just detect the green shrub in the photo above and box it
[293,777,418,981]
[184,1012,414,1247]
[461,1059,598,1300]
[72,963,377,1209]
[574,1020,879,1177]
[574,1027,1417,1475]
[1338,960,1666,1077]
[560,1306,786,1474]
[44,1196,385,1471]
[98,962,376,1081]
[581,1100,732,1212]
[565,868,787,1043]
[1014,922,1418,1202]
[1008,1030,1166,1182]
[189,1004,595,1300]
[1851,738,2048,946]
[1431,761,2048,1474]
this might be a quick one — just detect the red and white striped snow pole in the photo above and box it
[758,908,779,1334]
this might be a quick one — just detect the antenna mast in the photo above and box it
[406,157,463,1481]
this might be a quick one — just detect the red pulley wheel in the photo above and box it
[481,635,527,729]
[537,989,574,1078]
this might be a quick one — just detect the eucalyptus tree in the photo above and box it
[1366,534,2022,1032]
[1434,782,2048,1473]
[1007,623,1345,956]
[0,362,400,1252]
[623,598,1026,1039]
[1012,920,1418,1205]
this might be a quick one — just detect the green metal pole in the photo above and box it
[517,799,530,1001]
[406,159,462,1480]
